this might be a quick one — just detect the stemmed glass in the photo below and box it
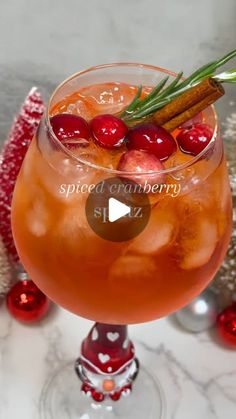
[11,64,232,419]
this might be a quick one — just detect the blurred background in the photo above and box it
[0,1,236,418]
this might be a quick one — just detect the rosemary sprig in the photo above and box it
[214,69,236,83]
[121,50,236,123]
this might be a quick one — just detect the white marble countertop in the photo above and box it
[0,301,236,419]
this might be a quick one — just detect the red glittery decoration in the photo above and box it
[0,88,44,262]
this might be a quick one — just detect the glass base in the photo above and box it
[39,362,166,419]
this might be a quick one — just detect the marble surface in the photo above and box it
[0,303,236,419]
[0,0,236,418]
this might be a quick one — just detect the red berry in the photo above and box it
[176,123,213,156]
[50,113,90,148]
[90,114,128,149]
[127,123,176,161]
[117,149,165,187]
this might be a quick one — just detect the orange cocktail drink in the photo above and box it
[11,64,232,325]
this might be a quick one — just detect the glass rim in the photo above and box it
[45,62,219,176]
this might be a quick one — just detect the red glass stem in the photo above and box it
[75,323,139,402]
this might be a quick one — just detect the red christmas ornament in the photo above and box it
[6,278,49,323]
[0,88,44,262]
[217,302,236,347]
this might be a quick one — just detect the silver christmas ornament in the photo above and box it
[175,289,219,332]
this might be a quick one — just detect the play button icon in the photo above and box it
[85,177,150,242]
[108,198,131,222]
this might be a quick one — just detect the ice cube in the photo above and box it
[127,208,178,255]
[57,201,87,238]
[165,150,196,193]
[36,150,97,203]
[27,198,49,237]
[178,217,218,270]
[75,100,93,120]
[164,149,193,170]
[79,83,137,114]
[73,140,123,170]
[66,103,76,114]
[108,254,157,283]
[65,98,94,121]
[178,179,216,216]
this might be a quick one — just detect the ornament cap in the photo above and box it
[17,271,29,282]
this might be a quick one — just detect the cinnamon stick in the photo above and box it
[153,78,224,131]
[163,90,223,132]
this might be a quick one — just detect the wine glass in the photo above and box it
[11,64,232,419]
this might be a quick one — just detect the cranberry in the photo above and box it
[90,114,128,149]
[50,113,90,148]
[127,123,176,161]
[117,149,165,187]
[176,123,213,156]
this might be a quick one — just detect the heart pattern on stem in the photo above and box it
[98,353,111,364]
[92,328,98,341]
[106,332,119,342]
[123,338,129,349]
